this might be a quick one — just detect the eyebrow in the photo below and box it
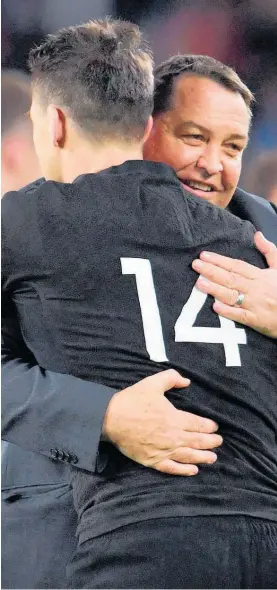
[180,120,249,142]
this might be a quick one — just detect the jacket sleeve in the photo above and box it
[1,297,116,473]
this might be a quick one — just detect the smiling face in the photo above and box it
[144,74,250,208]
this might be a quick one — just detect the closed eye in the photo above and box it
[182,134,205,142]
[225,143,245,158]
[186,134,204,140]
[227,143,243,152]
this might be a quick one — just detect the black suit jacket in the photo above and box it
[229,187,277,244]
[2,179,277,589]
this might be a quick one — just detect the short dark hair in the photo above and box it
[1,69,32,137]
[153,54,254,117]
[28,18,154,141]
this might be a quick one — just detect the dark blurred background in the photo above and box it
[2,0,277,196]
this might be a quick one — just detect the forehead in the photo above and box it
[169,74,250,136]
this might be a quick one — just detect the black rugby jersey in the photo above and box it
[2,161,277,537]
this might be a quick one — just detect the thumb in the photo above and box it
[143,369,190,396]
[254,232,277,269]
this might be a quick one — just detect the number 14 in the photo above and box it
[121,258,246,367]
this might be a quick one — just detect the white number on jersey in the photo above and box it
[121,258,247,366]
[175,281,247,366]
[121,258,168,362]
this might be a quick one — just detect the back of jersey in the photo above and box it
[4,160,277,525]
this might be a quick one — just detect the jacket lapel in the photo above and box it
[229,188,277,245]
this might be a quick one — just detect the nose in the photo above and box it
[196,146,223,176]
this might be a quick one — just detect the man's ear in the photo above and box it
[47,104,66,148]
[143,115,153,144]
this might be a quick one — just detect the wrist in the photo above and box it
[101,390,121,443]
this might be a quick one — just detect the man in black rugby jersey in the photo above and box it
[2,20,221,589]
[2,18,277,590]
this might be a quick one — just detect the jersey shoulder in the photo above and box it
[2,178,68,220]
[19,177,46,194]
[177,187,256,245]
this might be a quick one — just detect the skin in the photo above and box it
[30,89,152,183]
[1,122,41,196]
[103,370,222,476]
[193,232,277,338]
[30,95,63,182]
[144,74,250,208]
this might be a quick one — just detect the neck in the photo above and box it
[59,140,143,183]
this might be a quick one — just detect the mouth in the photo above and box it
[180,179,219,198]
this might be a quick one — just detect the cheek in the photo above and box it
[157,139,195,172]
[159,141,179,169]
[223,158,242,190]
[32,126,38,152]
[144,130,184,170]
[33,126,44,159]
[33,136,42,164]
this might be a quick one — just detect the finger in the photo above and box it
[254,232,277,269]
[170,447,217,465]
[154,459,199,476]
[135,369,191,396]
[192,260,252,292]
[178,410,219,433]
[213,300,257,328]
[197,252,260,279]
[182,432,223,450]
[196,277,244,307]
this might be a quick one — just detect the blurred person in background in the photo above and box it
[1,70,41,195]
[245,150,277,206]
[244,81,277,172]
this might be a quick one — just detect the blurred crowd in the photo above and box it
[1,0,277,202]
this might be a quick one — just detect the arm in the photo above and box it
[2,301,223,477]
[2,297,116,473]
